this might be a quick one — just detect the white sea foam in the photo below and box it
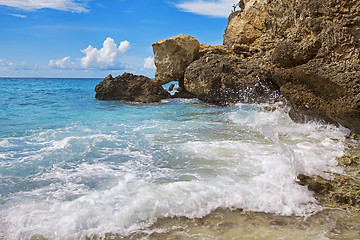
[0,103,349,240]
[0,139,14,148]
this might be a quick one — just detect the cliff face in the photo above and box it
[149,0,360,212]
[152,0,360,133]
[223,0,360,132]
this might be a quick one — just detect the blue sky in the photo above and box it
[0,0,237,78]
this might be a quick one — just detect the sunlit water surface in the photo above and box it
[0,78,351,239]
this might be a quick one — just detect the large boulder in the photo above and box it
[184,52,280,105]
[220,0,360,132]
[270,60,360,132]
[149,0,360,133]
[95,73,171,103]
[152,34,200,86]
[264,0,360,132]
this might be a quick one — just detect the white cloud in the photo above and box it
[81,37,130,69]
[0,59,16,71]
[9,13,27,18]
[143,56,155,69]
[49,56,71,69]
[0,59,35,72]
[176,0,236,18]
[0,0,89,13]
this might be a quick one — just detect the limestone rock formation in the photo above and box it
[184,52,280,105]
[198,44,231,58]
[221,0,360,132]
[152,34,200,86]
[95,73,171,103]
[223,0,267,47]
[151,0,360,133]
[297,141,360,211]
[264,0,360,133]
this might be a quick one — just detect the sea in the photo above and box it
[0,78,354,239]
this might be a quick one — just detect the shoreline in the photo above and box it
[84,126,360,240]
[22,104,360,240]
[86,208,360,240]
[88,134,360,240]
[298,135,360,213]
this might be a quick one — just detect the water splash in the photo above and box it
[0,79,349,239]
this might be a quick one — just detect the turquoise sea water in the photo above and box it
[0,78,350,239]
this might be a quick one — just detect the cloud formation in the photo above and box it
[9,13,27,18]
[49,56,71,69]
[0,59,16,71]
[176,0,235,18]
[143,56,155,69]
[0,0,89,13]
[81,37,130,69]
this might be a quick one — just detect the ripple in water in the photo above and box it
[0,79,351,239]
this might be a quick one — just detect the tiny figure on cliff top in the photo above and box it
[232,4,237,12]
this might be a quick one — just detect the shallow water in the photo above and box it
[109,208,360,240]
[0,78,352,239]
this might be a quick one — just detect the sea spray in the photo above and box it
[0,79,349,239]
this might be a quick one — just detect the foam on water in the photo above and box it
[0,79,350,239]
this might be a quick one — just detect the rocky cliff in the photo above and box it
[153,0,360,133]
[151,0,360,212]
[262,0,360,133]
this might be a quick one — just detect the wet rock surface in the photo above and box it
[222,0,360,132]
[85,208,360,240]
[184,52,280,105]
[263,0,360,133]
[298,138,360,211]
[149,0,360,212]
[95,73,171,103]
[152,0,360,132]
[152,0,360,133]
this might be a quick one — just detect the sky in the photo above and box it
[0,0,238,78]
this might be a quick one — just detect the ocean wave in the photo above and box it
[0,101,349,240]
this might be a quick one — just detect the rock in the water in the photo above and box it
[297,143,360,211]
[152,34,200,86]
[150,0,360,133]
[220,0,360,132]
[264,0,360,132]
[95,73,171,103]
[184,52,280,105]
